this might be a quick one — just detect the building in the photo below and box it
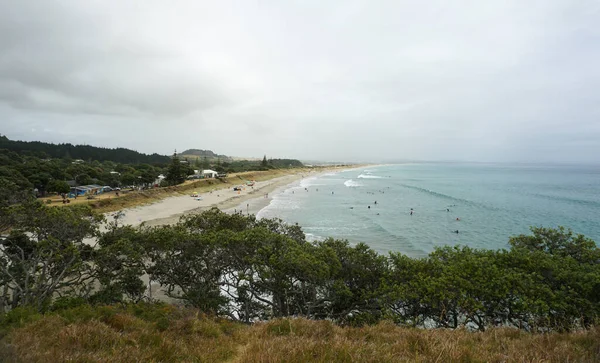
[202,169,218,178]
[70,184,104,196]
[154,174,166,185]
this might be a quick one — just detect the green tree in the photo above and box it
[261,155,268,167]
[47,180,71,194]
[91,225,147,304]
[165,152,186,186]
[144,225,227,313]
[0,202,103,312]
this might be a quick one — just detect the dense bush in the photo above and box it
[1,203,599,332]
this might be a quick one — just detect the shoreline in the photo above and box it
[105,166,369,228]
[224,164,371,218]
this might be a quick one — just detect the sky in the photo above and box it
[1,0,599,163]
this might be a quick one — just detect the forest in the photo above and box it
[0,135,171,164]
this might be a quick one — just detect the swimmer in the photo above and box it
[368,206,371,209]
[456,217,460,221]
[454,230,459,234]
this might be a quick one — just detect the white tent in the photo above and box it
[202,169,218,178]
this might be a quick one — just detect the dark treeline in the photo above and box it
[0,136,305,196]
[1,201,598,332]
[0,135,170,164]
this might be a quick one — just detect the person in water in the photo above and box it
[368,206,370,209]
[456,217,460,221]
[454,230,459,233]
[447,208,450,212]
[374,201,377,205]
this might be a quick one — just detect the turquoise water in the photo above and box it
[257,164,600,257]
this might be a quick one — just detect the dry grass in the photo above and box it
[2,307,599,363]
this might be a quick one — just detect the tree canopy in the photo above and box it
[1,203,598,332]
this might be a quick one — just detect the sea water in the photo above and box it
[257,163,600,258]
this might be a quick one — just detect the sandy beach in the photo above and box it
[104,171,309,228]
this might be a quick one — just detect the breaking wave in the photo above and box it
[357,174,383,179]
[344,179,363,187]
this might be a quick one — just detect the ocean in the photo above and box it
[257,163,600,258]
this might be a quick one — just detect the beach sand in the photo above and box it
[104,172,306,228]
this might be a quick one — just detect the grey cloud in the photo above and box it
[1,0,599,163]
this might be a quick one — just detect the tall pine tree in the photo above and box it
[166,151,186,185]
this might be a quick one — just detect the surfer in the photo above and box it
[456,217,460,221]
[368,206,371,209]
[374,201,377,205]
[454,230,459,234]
[447,208,450,212]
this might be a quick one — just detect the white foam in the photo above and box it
[357,174,383,179]
[344,179,363,187]
[300,177,326,188]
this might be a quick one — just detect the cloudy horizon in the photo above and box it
[1,0,599,163]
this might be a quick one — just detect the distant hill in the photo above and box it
[0,135,170,165]
[180,149,232,162]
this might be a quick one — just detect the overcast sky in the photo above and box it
[1,1,599,163]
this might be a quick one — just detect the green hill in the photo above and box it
[180,148,232,162]
[0,135,170,165]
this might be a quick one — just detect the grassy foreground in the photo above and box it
[1,304,598,362]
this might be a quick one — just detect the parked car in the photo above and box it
[233,186,242,191]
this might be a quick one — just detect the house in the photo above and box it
[154,174,166,185]
[202,169,218,178]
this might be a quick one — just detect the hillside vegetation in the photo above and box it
[180,148,232,162]
[1,190,599,360]
[0,135,170,164]
[1,304,598,362]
